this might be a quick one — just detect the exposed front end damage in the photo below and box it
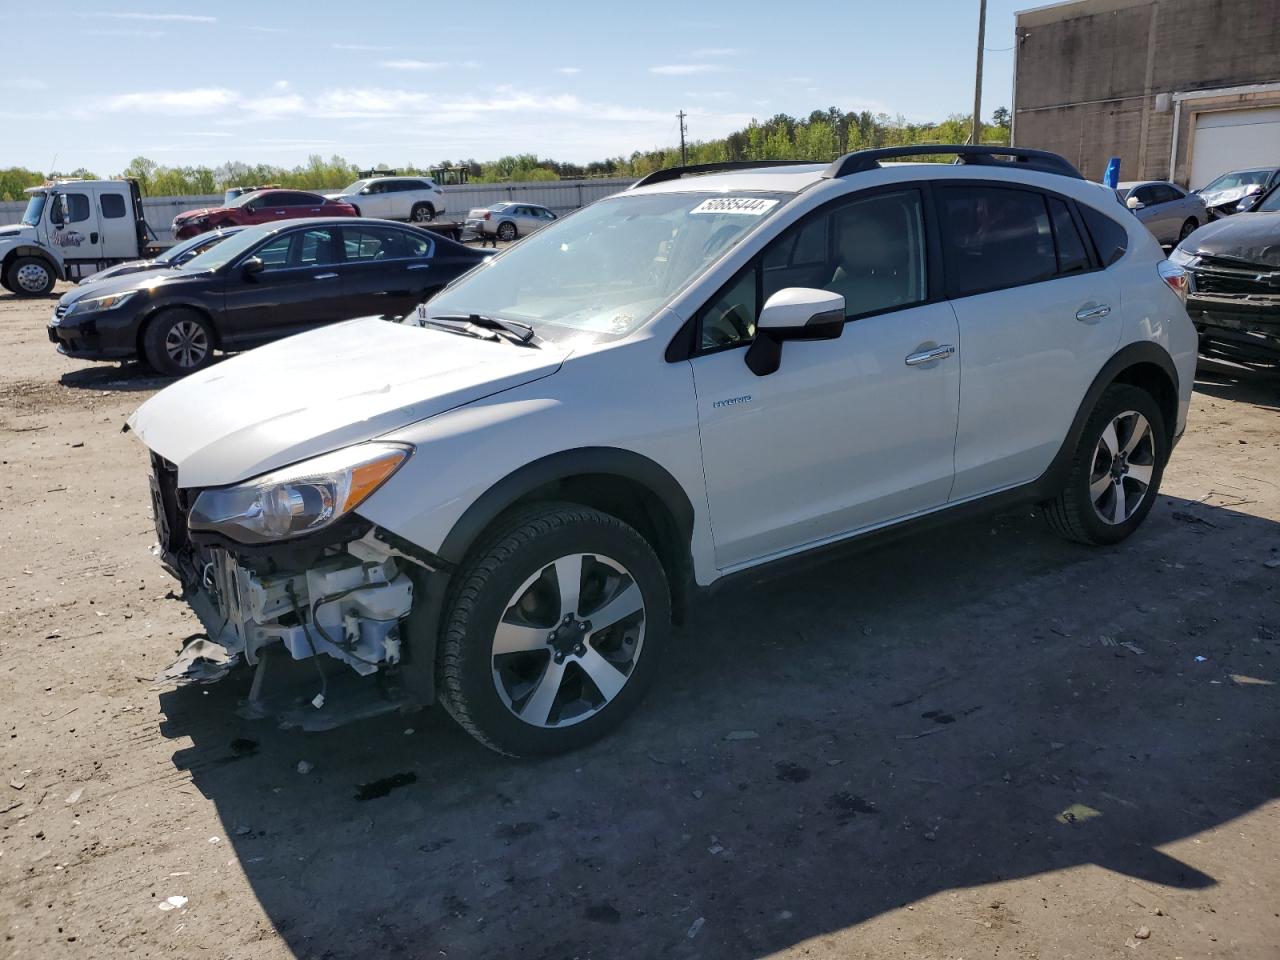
[1186,257,1280,367]
[149,452,438,730]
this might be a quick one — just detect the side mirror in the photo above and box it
[242,256,265,277]
[1126,196,1144,210]
[745,288,845,377]
[1236,195,1258,213]
[360,187,372,195]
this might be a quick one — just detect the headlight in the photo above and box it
[65,290,138,316]
[1168,246,1197,268]
[188,442,411,544]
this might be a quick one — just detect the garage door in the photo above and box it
[1190,106,1280,191]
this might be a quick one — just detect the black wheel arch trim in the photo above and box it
[438,446,696,566]
[1033,340,1178,499]
[138,301,221,351]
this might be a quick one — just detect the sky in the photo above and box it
[2,0,1034,175]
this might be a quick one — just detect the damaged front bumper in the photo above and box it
[149,454,445,730]
[1187,262,1280,364]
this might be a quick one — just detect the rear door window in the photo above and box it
[1047,198,1090,274]
[936,185,1056,296]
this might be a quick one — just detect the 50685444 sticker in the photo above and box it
[689,197,780,216]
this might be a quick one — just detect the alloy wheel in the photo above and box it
[16,263,50,293]
[1089,410,1155,525]
[490,552,646,728]
[164,319,209,369]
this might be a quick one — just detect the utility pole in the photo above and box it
[971,0,987,145]
[677,110,688,165]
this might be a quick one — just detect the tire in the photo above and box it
[1178,218,1199,242]
[6,256,56,297]
[438,502,671,756]
[350,205,361,217]
[410,202,435,223]
[142,308,215,376]
[496,221,517,242]
[1041,384,1168,545]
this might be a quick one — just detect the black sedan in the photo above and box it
[48,218,492,375]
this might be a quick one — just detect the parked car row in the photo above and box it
[48,218,491,374]
[1114,166,1280,248]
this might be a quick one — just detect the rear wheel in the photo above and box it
[7,256,56,297]
[1178,217,1199,242]
[410,202,435,223]
[1042,384,1167,545]
[142,308,214,376]
[438,503,670,756]
[496,221,517,242]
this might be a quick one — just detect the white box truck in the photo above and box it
[0,179,164,296]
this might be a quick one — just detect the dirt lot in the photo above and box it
[1,285,1278,960]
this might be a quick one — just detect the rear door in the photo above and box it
[940,183,1122,501]
[336,224,437,319]
[219,225,344,344]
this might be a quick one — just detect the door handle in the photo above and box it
[904,344,956,366]
[90,232,99,244]
[313,272,339,280]
[1075,304,1111,322]
[407,263,431,270]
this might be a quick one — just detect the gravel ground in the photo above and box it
[1,285,1278,960]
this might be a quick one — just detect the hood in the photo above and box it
[58,268,175,307]
[127,316,566,488]
[0,224,36,242]
[79,258,163,285]
[174,206,226,223]
[1180,212,1280,268]
[1199,186,1255,208]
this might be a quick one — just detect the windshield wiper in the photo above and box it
[427,313,540,347]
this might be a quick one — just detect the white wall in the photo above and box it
[0,178,636,242]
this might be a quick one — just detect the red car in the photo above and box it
[171,189,357,240]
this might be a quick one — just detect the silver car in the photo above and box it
[464,202,558,242]
[1115,180,1207,246]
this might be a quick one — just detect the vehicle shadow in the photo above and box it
[157,493,1279,958]
[58,361,191,394]
[1195,357,1280,412]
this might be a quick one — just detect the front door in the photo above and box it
[49,190,105,263]
[690,187,961,570]
[220,226,344,346]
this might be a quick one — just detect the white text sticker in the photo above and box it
[690,197,780,216]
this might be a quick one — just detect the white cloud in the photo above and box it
[247,94,306,116]
[248,26,287,34]
[690,47,743,57]
[104,87,238,114]
[380,59,448,71]
[556,67,581,75]
[331,42,393,51]
[650,64,727,76]
[273,80,290,91]
[92,12,216,22]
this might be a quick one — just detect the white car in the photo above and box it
[326,176,446,222]
[128,146,1196,756]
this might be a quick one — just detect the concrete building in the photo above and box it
[1012,0,1280,187]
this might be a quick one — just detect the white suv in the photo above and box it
[325,176,446,222]
[128,147,1196,756]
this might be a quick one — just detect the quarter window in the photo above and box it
[100,194,127,219]
[937,185,1056,296]
[1080,205,1128,266]
[1048,198,1090,274]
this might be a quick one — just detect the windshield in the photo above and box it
[161,230,230,265]
[426,191,788,343]
[180,227,267,273]
[1201,170,1269,193]
[340,180,369,195]
[21,192,48,226]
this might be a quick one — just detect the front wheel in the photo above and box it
[142,308,214,376]
[438,503,671,756]
[1178,217,1199,242]
[7,256,56,297]
[1041,384,1168,545]
[410,202,435,222]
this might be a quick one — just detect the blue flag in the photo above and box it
[1103,157,1121,188]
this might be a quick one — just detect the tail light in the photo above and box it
[1158,260,1188,303]
[483,211,491,220]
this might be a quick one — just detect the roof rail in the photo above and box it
[823,144,1084,180]
[631,159,818,189]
